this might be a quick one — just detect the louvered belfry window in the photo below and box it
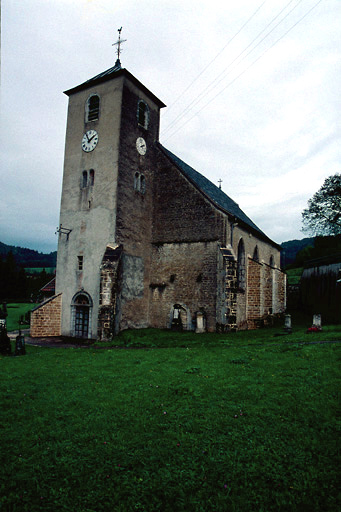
[137,100,149,129]
[87,95,100,122]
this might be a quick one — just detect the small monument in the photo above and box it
[306,314,322,333]
[195,312,205,333]
[312,314,322,329]
[15,330,26,356]
[284,314,292,333]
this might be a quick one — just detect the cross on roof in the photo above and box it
[218,179,222,189]
[112,27,127,65]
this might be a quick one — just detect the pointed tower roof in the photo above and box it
[64,64,166,108]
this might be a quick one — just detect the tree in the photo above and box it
[302,173,341,236]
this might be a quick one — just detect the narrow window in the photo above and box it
[140,174,146,194]
[253,246,259,262]
[82,171,88,188]
[77,256,83,271]
[137,100,149,129]
[86,94,100,122]
[134,171,140,191]
[89,169,95,186]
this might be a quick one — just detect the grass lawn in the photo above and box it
[0,325,340,511]
[5,303,39,332]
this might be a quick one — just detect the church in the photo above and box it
[31,48,286,339]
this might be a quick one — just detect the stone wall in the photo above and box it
[217,246,238,331]
[153,151,225,244]
[97,245,123,340]
[263,263,273,315]
[149,241,219,332]
[113,82,162,331]
[247,258,262,325]
[276,270,287,314]
[30,294,62,337]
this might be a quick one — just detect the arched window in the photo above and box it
[89,169,95,186]
[237,239,246,290]
[269,255,274,267]
[137,100,149,129]
[86,94,100,122]
[253,246,259,262]
[134,172,140,191]
[82,171,88,188]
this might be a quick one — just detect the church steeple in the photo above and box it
[112,27,126,68]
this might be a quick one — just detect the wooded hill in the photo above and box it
[281,234,341,269]
[0,242,56,268]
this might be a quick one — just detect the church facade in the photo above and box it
[31,60,286,339]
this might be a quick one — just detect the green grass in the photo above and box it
[285,267,303,285]
[5,303,38,331]
[24,268,55,274]
[0,327,340,511]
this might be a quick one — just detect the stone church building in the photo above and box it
[31,58,286,339]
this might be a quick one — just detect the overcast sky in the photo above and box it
[1,0,340,253]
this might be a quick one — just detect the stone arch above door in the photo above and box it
[170,303,191,331]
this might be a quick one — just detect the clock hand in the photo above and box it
[88,134,97,142]
[86,133,90,142]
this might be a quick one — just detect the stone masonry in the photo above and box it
[31,294,62,337]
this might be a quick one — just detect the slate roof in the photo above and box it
[158,144,279,248]
[64,62,166,107]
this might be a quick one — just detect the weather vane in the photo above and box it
[112,27,127,65]
[218,179,222,190]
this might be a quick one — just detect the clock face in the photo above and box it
[136,137,147,155]
[82,130,98,152]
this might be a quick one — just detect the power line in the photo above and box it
[163,0,323,143]
[161,0,300,137]
[163,0,267,118]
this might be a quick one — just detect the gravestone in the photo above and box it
[195,312,205,333]
[312,314,322,329]
[284,314,292,333]
[15,330,26,356]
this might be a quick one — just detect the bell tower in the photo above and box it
[55,39,165,338]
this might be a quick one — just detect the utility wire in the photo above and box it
[161,0,300,137]
[163,0,323,143]
[163,0,267,118]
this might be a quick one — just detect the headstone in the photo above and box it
[284,314,292,332]
[195,312,205,333]
[15,330,26,356]
[312,314,322,329]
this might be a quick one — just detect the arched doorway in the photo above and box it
[170,303,191,331]
[71,292,93,338]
